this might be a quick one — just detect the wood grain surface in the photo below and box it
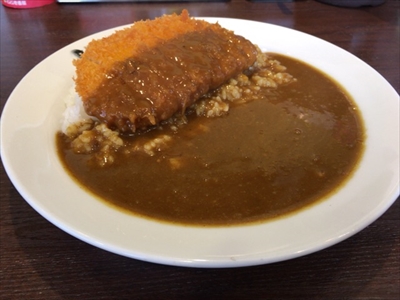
[1,0,399,299]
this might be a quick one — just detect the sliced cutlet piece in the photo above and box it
[74,10,258,133]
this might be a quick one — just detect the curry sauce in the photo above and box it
[57,54,364,226]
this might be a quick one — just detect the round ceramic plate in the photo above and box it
[1,18,399,268]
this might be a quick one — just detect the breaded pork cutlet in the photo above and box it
[74,10,258,133]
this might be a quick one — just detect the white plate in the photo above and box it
[1,18,399,268]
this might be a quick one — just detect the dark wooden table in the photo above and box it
[1,0,399,299]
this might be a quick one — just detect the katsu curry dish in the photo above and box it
[57,10,365,226]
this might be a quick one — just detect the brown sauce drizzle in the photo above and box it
[84,28,257,132]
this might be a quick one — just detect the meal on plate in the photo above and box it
[57,10,365,226]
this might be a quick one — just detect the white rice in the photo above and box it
[61,87,94,134]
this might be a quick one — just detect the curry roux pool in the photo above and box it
[57,54,364,226]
